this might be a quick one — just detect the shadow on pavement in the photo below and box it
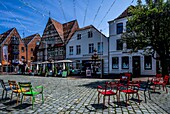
[113,101,130,107]
[13,103,32,110]
[77,79,116,89]
[85,103,108,111]
[0,107,12,112]
[3,100,18,106]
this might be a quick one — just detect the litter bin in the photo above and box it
[62,71,67,78]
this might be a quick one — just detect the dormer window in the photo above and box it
[77,34,81,40]
[88,31,93,38]
[117,23,123,34]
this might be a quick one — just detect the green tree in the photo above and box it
[122,0,170,76]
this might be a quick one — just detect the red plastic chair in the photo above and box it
[153,75,169,93]
[97,82,119,107]
[118,76,140,106]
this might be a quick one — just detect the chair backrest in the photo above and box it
[120,75,130,85]
[0,79,6,89]
[156,74,162,78]
[163,75,169,84]
[18,82,32,94]
[8,80,19,90]
[110,82,119,93]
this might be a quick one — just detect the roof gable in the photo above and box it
[115,5,134,20]
[51,18,63,40]
[63,20,79,43]
[42,18,79,44]
[0,28,14,44]
[22,33,40,45]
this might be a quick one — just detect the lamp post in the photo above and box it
[100,29,103,78]
[91,49,99,76]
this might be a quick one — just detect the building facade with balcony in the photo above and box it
[0,28,26,73]
[22,33,41,67]
[108,6,157,76]
[66,25,109,75]
[37,18,79,62]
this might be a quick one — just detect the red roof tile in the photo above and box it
[0,28,14,44]
[22,33,39,45]
[47,18,79,43]
[108,5,134,23]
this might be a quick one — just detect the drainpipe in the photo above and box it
[108,37,110,75]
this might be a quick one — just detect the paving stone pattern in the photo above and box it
[0,75,169,114]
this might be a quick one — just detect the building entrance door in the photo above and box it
[132,56,140,77]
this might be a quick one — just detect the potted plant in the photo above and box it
[45,66,49,77]
[53,67,58,77]
[25,67,29,75]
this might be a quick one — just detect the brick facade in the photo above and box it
[22,34,41,67]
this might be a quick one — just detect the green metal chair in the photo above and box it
[18,82,44,109]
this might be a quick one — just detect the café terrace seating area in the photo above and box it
[97,73,169,108]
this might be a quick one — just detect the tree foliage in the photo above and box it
[122,0,170,75]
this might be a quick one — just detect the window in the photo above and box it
[126,21,131,32]
[76,45,81,55]
[88,31,93,38]
[31,48,34,52]
[14,55,18,60]
[21,56,25,59]
[69,46,73,55]
[77,34,81,40]
[31,57,34,60]
[36,41,40,46]
[89,43,94,53]
[122,57,129,69]
[117,39,123,50]
[21,47,24,52]
[117,23,123,34]
[112,57,119,69]
[126,41,131,49]
[59,47,63,55]
[97,42,103,54]
[144,56,152,70]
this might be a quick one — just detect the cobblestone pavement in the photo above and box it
[0,75,169,114]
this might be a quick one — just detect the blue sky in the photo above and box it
[0,0,145,37]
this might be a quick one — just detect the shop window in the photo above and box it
[144,56,152,70]
[122,56,129,69]
[112,57,119,69]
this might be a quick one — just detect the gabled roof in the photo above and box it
[22,33,39,45]
[51,18,63,39]
[63,20,79,43]
[73,25,107,38]
[44,18,79,44]
[108,5,134,23]
[76,25,94,31]
[0,28,14,44]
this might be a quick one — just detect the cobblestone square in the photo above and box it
[0,75,169,114]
